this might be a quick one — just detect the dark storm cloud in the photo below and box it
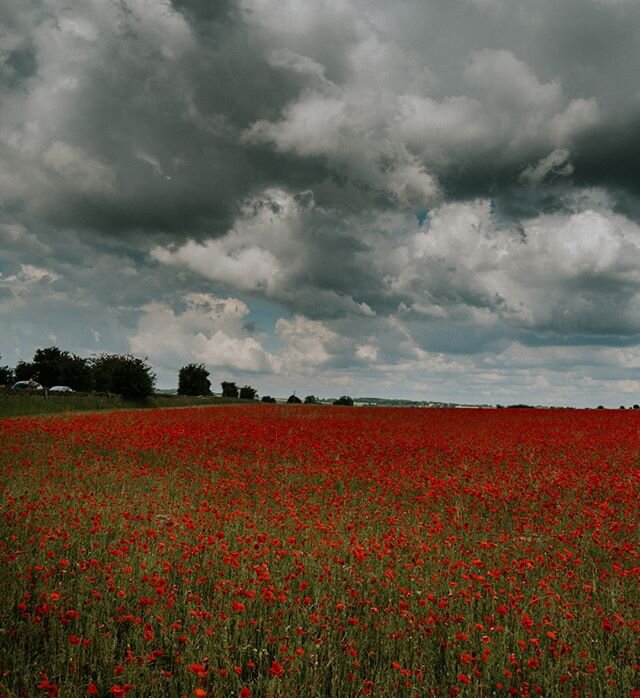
[0,0,323,238]
[2,0,639,237]
[169,0,235,27]
[3,0,640,406]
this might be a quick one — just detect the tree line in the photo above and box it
[178,363,354,404]
[1,348,355,405]
[0,347,155,399]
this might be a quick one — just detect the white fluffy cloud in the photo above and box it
[130,293,277,373]
[386,198,640,336]
[275,315,338,368]
[150,188,299,293]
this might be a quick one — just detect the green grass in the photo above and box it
[0,393,253,420]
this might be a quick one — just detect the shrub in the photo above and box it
[14,347,92,391]
[333,395,354,406]
[221,381,239,398]
[0,357,13,386]
[90,353,155,399]
[178,363,211,396]
[239,385,257,400]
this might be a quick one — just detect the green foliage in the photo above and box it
[31,346,66,387]
[14,360,37,381]
[0,393,243,420]
[178,363,211,396]
[221,381,239,398]
[0,356,13,385]
[239,385,257,400]
[333,395,354,406]
[90,353,155,399]
[110,355,155,399]
[304,395,319,404]
[261,395,277,403]
[14,346,92,390]
[64,354,93,391]
[90,354,122,393]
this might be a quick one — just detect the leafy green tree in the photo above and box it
[261,395,277,403]
[221,381,239,398]
[91,354,123,393]
[31,346,66,387]
[62,354,93,391]
[178,363,211,396]
[333,395,354,406]
[111,355,155,399]
[90,353,155,399]
[14,346,93,390]
[14,360,37,381]
[239,385,257,400]
[304,395,319,404]
[0,356,13,385]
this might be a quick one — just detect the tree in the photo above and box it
[111,355,155,399]
[221,381,239,398]
[91,354,124,393]
[178,363,211,396]
[31,346,67,387]
[261,395,277,403]
[62,354,93,391]
[304,395,319,404]
[333,395,354,406]
[15,346,92,390]
[287,394,302,404]
[14,360,37,381]
[239,385,257,400]
[0,356,13,385]
[90,353,155,399]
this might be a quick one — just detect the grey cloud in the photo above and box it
[2,0,639,238]
[152,185,640,349]
[4,0,640,406]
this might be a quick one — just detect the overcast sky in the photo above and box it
[2,0,640,405]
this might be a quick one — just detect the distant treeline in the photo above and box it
[1,348,355,405]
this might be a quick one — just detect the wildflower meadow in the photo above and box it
[0,405,638,697]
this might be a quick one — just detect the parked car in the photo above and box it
[49,385,74,393]
[11,381,43,391]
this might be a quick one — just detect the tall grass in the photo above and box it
[0,393,254,420]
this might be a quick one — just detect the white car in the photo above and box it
[49,385,74,393]
[11,381,43,391]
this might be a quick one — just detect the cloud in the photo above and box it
[4,0,640,405]
[153,181,640,351]
[519,148,574,185]
[43,141,115,194]
[387,199,640,338]
[276,315,337,368]
[0,263,60,303]
[130,293,278,372]
[151,187,382,317]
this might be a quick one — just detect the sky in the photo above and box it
[2,0,640,406]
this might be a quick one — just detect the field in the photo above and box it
[0,393,249,421]
[0,405,638,697]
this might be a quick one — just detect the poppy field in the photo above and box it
[0,405,638,697]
